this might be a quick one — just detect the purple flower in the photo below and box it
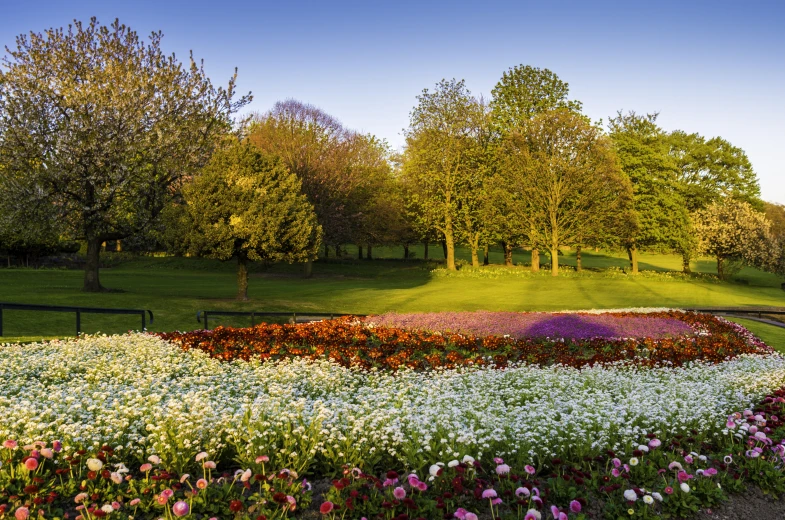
[570,500,581,513]
[393,487,406,499]
[482,489,497,499]
[172,501,189,517]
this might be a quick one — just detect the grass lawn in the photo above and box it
[725,317,785,353]
[1,244,784,340]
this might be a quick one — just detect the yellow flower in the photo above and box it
[628,509,635,515]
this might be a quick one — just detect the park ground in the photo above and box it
[1,244,785,348]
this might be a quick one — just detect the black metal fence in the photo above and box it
[0,302,153,337]
[195,310,363,330]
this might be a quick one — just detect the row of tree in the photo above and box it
[0,19,782,297]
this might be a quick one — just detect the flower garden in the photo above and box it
[1,310,785,519]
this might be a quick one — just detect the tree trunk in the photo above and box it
[83,238,104,292]
[366,244,373,260]
[423,241,429,260]
[358,245,363,260]
[237,254,249,300]
[682,253,691,274]
[551,244,559,276]
[335,245,342,258]
[502,242,513,266]
[470,238,479,268]
[116,240,123,252]
[576,245,582,272]
[483,244,489,265]
[717,255,724,280]
[303,260,313,279]
[324,244,329,260]
[403,245,409,259]
[441,240,448,260]
[444,226,456,271]
[531,248,540,272]
[630,245,639,274]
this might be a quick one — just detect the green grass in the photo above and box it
[1,244,784,340]
[725,317,785,353]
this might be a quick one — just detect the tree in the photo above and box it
[175,142,320,300]
[490,65,583,271]
[248,100,376,256]
[0,18,249,291]
[608,112,689,274]
[498,109,632,276]
[668,131,761,271]
[402,79,487,270]
[693,199,775,279]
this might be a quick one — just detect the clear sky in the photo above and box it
[2,0,784,203]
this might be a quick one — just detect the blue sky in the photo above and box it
[2,0,784,203]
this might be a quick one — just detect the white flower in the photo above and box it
[462,455,475,464]
[623,489,637,501]
[637,445,649,453]
[110,472,123,484]
[86,458,103,471]
[240,469,252,482]
[680,483,690,493]
[447,460,459,467]
[651,492,663,502]
[629,457,639,466]
[429,464,443,477]
[643,495,654,505]
[525,510,541,520]
[101,505,114,514]
[148,455,161,464]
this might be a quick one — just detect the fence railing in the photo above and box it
[0,302,153,337]
[686,308,785,319]
[195,310,363,330]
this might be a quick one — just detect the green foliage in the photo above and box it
[693,199,776,279]
[608,112,690,256]
[490,64,583,133]
[174,141,320,298]
[0,18,249,290]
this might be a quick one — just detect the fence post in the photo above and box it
[0,306,3,336]
[251,312,255,327]
[141,311,146,331]
[76,310,81,336]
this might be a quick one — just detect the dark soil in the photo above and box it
[694,486,785,520]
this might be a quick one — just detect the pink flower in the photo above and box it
[524,465,536,475]
[492,498,502,505]
[240,469,252,482]
[493,457,504,464]
[256,455,269,463]
[162,488,174,499]
[684,455,694,464]
[611,468,621,478]
[383,478,398,487]
[140,463,152,472]
[111,502,121,510]
[203,461,216,469]
[197,478,208,489]
[515,487,530,497]
[664,486,674,495]
[40,448,54,459]
[612,458,621,468]
[482,489,497,499]
[453,508,468,519]
[524,510,540,520]
[570,500,581,513]
[417,481,428,491]
[195,452,209,461]
[648,438,662,449]
[320,501,334,514]
[705,468,718,476]
[551,505,560,518]
[465,514,478,520]
[286,495,296,510]
[496,464,511,475]
[726,418,737,429]
[148,455,161,464]
[129,499,141,506]
[52,440,62,452]
[559,514,568,520]
[3,440,17,449]
[14,507,29,520]
[393,486,406,499]
[24,458,38,471]
[156,495,168,505]
[75,493,88,503]
[172,501,189,517]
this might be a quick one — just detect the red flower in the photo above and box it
[319,501,334,514]
[229,499,244,512]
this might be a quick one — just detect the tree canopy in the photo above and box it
[0,18,250,290]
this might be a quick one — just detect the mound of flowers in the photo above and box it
[365,310,695,340]
[160,311,771,370]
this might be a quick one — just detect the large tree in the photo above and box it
[499,109,632,276]
[668,131,762,271]
[693,199,775,280]
[402,79,487,270]
[490,65,583,271]
[0,18,249,291]
[608,112,690,274]
[175,142,320,300]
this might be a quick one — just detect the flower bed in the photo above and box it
[160,312,771,370]
[365,311,694,339]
